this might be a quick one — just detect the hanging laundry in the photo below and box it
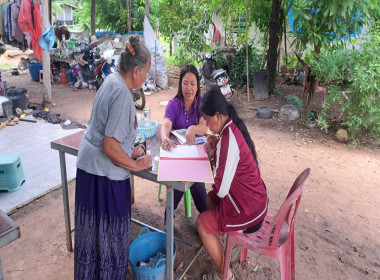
[11,2,24,44]
[18,0,42,60]
[7,3,13,42]
[0,4,3,41]
[2,2,10,43]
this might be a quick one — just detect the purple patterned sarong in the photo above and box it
[74,168,132,280]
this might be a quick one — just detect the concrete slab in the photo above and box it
[0,116,83,214]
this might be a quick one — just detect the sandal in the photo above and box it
[5,119,16,126]
[202,271,235,280]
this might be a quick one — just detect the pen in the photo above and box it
[165,140,176,145]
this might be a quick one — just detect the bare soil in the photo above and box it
[0,62,379,280]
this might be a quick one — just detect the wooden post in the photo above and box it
[41,0,51,106]
[91,0,96,35]
[145,0,150,20]
[245,0,250,101]
[126,0,131,32]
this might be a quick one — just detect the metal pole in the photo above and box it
[59,151,73,252]
[41,0,52,106]
[166,186,174,280]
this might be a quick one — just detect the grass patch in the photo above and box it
[0,62,17,69]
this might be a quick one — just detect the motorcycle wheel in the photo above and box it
[133,88,146,110]
[96,75,104,89]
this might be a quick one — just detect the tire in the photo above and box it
[96,74,104,89]
[133,89,146,110]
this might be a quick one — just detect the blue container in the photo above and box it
[28,62,43,82]
[137,120,158,139]
[129,227,176,280]
[0,154,26,192]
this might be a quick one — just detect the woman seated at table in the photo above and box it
[160,64,209,216]
[197,89,268,280]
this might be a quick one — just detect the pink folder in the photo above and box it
[157,145,214,183]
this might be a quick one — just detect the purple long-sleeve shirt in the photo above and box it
[164,96,202,130]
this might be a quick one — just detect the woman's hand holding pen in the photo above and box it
[161,137,177,151]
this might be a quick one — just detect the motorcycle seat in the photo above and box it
[211,69,227,79]
[93,59,102,67]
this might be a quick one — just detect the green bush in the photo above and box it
[286,95,303,109]
[312,21,380,144]
[171,46,197,67]
[230,45,262,89]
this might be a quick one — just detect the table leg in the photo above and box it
[166,186,174,280]
[59,151,73,252]
[0,257,3,280]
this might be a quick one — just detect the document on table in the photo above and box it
[171,129,207,145]
[158,144,214,183]
[159,144,205,159]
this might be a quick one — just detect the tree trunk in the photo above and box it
[267,0,284,93]
[170,35,173,56]
[91,0,95,36]
[48,0,51,24]
[126,0,131,32]
[245,0,250,101]
[145,0,150,20]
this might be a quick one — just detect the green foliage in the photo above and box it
[272,87,284,97]
[173,46,198,67]
[313,22,380,143]
[288,0,379,53]
[286,95,303,109]
[309,48,354,85]
[73,0,158,34]
[156,0,211,57]
[155,0,271,59]
[230,45,262,89]
[283,54,298,69]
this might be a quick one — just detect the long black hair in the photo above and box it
[175,64,201,101]
[200,89,259,166]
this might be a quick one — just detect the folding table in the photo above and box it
[50,129,203,280]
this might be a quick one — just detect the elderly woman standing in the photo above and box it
[74,35,152,280]
[160,64,209,218]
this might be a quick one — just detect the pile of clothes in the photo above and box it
[1,0,43,59]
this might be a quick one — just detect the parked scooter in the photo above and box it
[199,50,233,101]
[79,45,100,88]
[94,49,146,110]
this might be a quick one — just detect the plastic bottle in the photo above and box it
[59,68,67,84]
[136,252,166,269]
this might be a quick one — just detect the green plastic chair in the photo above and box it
[158,184,192,218]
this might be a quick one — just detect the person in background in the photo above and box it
[160,64,209,218]
[74,35,152,280]
[197,89,269,280]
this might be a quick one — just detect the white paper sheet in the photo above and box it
[160,144,206,158]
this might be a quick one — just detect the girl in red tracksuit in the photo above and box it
[197,89,268,280]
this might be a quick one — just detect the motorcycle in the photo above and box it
[79,45,101,89]
[199,50,233,101]
[94,49,146,110]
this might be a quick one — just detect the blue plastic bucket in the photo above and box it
[28,62,43,82]
[129,227,176,280]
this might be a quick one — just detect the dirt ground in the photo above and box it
[0,58,379,280]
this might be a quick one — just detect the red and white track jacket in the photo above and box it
[211,120,268,233]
